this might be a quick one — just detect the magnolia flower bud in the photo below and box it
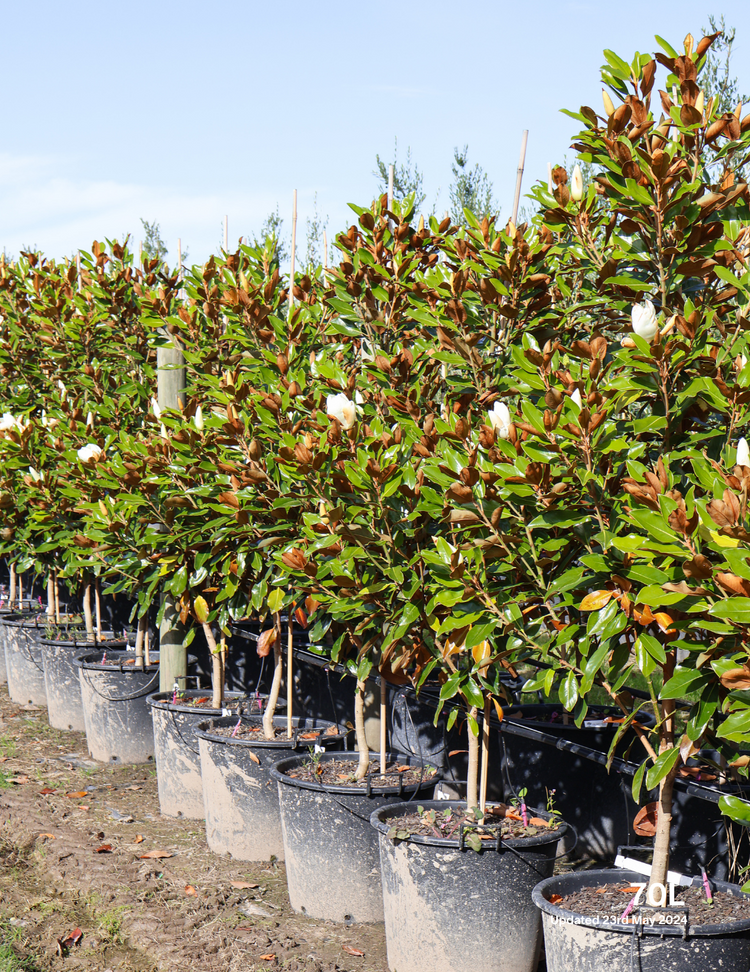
[631,300,659,341]
[602,89,615,118]
[86,411,94,428]
[326,393,356,430]
[738,437,750,468]
[77,443,102,463]
[160,423,169,439]
[151,397,162,419]
[487,401,512,440]
[194,406,204,431]
[571,165,584,202]
[695,89,705,117]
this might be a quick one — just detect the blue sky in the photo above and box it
[2,0,749,266]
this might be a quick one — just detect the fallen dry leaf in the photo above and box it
[78,805,90,811]
[57,927,83,953]
[66,791,88,799]
[126,785,142,791]
[184,885,198,896]
[0,757,7,763]
[259,955,276,963]
[230,881,259,889]
[134,835,144,844]
[247,751,260,765]
[38,833,55,840]
[620,885,643,893]
[39,788,55,795]
[139,850,173,860]
[94,844,113,854]
[9,776,29,784]
[342,945,365,957]
[548,894,563,905]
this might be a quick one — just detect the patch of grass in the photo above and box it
[0,920,44,972]
[97,905,129,945]
[0,737,18,758]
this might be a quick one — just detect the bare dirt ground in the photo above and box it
[0,685,390,972]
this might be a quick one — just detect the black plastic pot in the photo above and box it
[498,704,655,858]
[194,715,345,862]
[73,650,185,763]
[371,799,567,972]
[533,868,750,972]
[3,614,50,705]
[271,751,440,923]
[41,633,123,731]
[148,690,282,819]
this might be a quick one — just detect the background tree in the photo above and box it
[374,138,426,211]
[449,145,496,227]
[304,192,328,273]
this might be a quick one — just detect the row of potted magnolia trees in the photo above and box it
[2,26,750,970]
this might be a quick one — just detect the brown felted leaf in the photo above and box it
[683,555,713,580]
[256,627,279,659]
[720,667,750,690]
[716,572,750,597]
[633,803,658,837]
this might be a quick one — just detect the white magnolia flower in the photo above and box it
[194,406,204,431]
[0,413,17,431]
[737,437,750,468]
[570,388,583,408]
[570,165,584,202]
[77,443,102,462]
[488,401,512,439]
[326,393,357,430]
[631,300,659,341]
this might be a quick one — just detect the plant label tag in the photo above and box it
[221,708,230,717]
[314,744,324,754]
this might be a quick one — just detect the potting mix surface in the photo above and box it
[284,758,438,789]
[555,882,750,926]
[209,719,342,742]
[385,803,560,841]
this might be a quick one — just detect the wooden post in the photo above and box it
[511,130,529,226]
[380,675,387,775]
[323,230,328,273]
[288,190,297,321]
[287,612,294,739]
[158,320,187,691]
[224,215,229,252]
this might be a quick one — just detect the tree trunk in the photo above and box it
[94,578,102,640]
[263,627,283,740]
[46,575,54,618]
[83,580,94,639]
[650,763,678,890]
[354,678,370,780]
[134,612,146,663]
[466,706,479,811]
[201,622,224,709]
[8,564,15,607]
[480,697,491,813]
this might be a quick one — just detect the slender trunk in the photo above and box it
[650,764,678,890]
[94,578,102,641]
[47,575,54,618]
[354,677,370,781]
[134,613,146,663]
[8,564,16,606]
[287,613,293,739]
[466,706,479,810]
[203,621,224,709]
[380,674,387,775]
[17,572,22,611]
[83,580,94,639]
[263,622,283,740]
[144,625,151,666]
[479,697,491,814]
[54,571,60,623]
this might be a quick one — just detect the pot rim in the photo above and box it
[270,750,440,796]
[147,688,246,715]
[194,715,347,750]
[41,635,124,649]
[72,649,162,672]
[532,868,750,938]
[370,798,567,850]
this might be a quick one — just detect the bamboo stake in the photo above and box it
[47,575,54,618]
[54,569,60,624]
[466,706,479,810]
[224,215,229,252]
[94,578,102,641]
[547,162,554,194]
[480,697,491,814]
[380,675,387,775]
[144,624,151,666]
[387,164,394,211]
[8,563,15,607]
[263,617,283,740]
[17,571,22,611]
[323,230,328,273]
[138,240,143,267]
[287,612,293,739]
[511,130,529,226]
[76,252,81,293]
[288,190,297,321]
[177,238,182,279]
[83,579,94,639]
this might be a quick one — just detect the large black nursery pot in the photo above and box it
[371,799,567,972]
[194,715,345,862]
[271,751,440,923]
[41,632,124,731]
[533,868,750,972]
[73,650,193,763]
[148,690,283,819]
[3,613,49,706]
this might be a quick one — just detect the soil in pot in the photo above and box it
[533,868,750,972]
[41,633,123,731]
[73,650,186,764]
[271,752,440,923]
[148,690,282,820]
[371,799,566,972]
[195,715,346,862]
